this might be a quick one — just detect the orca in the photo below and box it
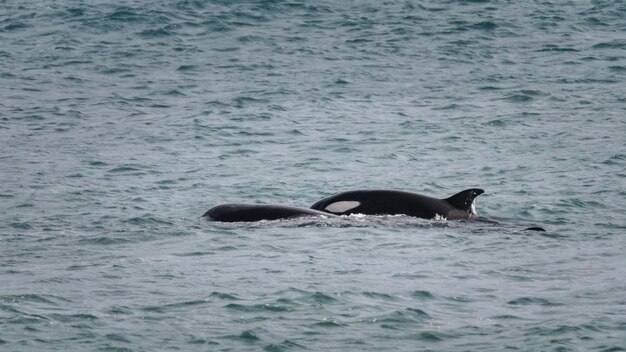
[310,189,484,220]
[203,203,337,222]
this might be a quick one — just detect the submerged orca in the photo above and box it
[310,189,484,220]
[203,203,336,222]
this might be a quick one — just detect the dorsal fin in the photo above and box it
[445,188,484,211]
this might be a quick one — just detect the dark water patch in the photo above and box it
[225,303,291,313]
[104,333,132,343]
[449,39,478,46]
[164,89,185,96]
[599,347,626,352]
[312,319,346,328]
[609,66,626,72]
[492,314,524,320]
[592,40,626,49]
[361,291,396,301]
[503,89,548,102]
[139,26,177,38]
[556,77,620,84]
[232,96,270,108]
[432,103,461,110]
[0,294,63,305]
[97,66,134,75]
[106,306,132,316]
[484,119,506,127]
[525,324,592,338]
[104,8,151,23]
[78,236,131,245]
[186,335,219,346]
[534,231,567,239]
[176,64,199,72]
[4,311,50,325]
[107,165,144,173]
[504,94,533,103]
[139,305,165,313]
[508,297,563,306]
[212,47,240,52]
[414,331,445,342]
[209,292,239,301]
[173,250,216,257]
[470,21,497,31]
[537,45,579,52]
[584,16,609,27]
[411,290,436,300]
[264,339,306,352]
[67,262,105,271]
[603,153,625,164]
[375,308,431,326]
[227,330,261,342]
[48,313,98,323]
[2,21,30,32]
[9,222,33,230]
[152,300,211,311]
[0,72,16,79]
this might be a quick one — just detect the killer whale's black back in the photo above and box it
[310,189,484,219]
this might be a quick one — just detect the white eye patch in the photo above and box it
[325,201,361,213]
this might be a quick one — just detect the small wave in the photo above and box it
[491,314,524,320]
[48,313,98,323]
[225,303,291,313]
[2,22,29,31]
[312,319,346,328]
[503,89,548,103]
[208,292,239,301]
[139,25,178,38]
[107,166,142,173]
[264,339,306,351]
[173,251,216,257]
[227,329,261,342]
[9,222,32,230]
[176,64,199,72]
[361,291,396,301]
[592,40,626,49]
[78,236,131,245]
[411,290,436,300]
[376,308,431,325]
[0,294,64,305]
[604,153,625,164]
[537,45,579,52]
[415,331,446,342]
[310,291,337,304]
[470,21,497,31]
[507,297,563,306]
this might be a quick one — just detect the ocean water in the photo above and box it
[1,0,625,351]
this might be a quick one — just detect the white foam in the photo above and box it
[433,214,447,221]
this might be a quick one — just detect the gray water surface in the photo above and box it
[1,1,625,351]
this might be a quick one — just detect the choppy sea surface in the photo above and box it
[2,1,625,351]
